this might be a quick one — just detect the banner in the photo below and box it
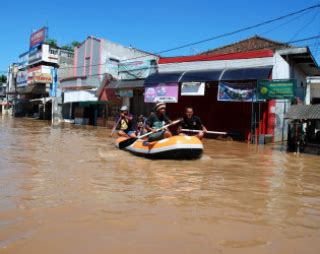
[30,27,47,49]
[16,70,28,87]
[144,83,179,103]
[181,82,205,96]
[257,80,296,99]
[217,82,256,102]
[28,65,52,84]
[119,60,154,80]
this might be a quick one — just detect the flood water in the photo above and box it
[0,116,320,254]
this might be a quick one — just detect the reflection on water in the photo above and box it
[0,116,320,254]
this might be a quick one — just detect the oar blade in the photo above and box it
[118,137,137,149]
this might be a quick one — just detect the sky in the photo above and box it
[0,0,320,73]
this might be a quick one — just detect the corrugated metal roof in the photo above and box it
[285,104,320,120]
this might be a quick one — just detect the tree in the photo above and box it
[61,45,73,51]
[46,38,58,48]
[0,75,7,83]
[71,41,81,48]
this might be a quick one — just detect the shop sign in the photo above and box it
[32,73,53,84]
[119,60,154,80]
[30,27,47,49]
[119,89,133,98]
[28,47,43,64]
[16,70,28,87]
[257,79,296,99]
[144,83,179,103]
[217,82,256,102]
[181,82,205,96]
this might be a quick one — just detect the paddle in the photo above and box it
[118,119,181,149]
[181,129,239,136]
[110,117,122,137]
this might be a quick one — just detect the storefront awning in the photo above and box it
[285,104,320,120]
[180,69,223,82]
[145,71,185,83]
[220,67,272,81]
[145,67,272,84]
[64,90,98,103]
[108,80,145,89]
[30,97,53,104]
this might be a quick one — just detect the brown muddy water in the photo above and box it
[0,117,320,254]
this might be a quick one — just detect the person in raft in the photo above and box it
[110,105,136,138]
[145,102,172,142]
[135,114,147,136]
[178,106,207,140]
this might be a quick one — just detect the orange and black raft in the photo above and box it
[115,135,204,160]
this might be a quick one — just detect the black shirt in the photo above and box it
[181,115,203,130]
[146,114,171,129]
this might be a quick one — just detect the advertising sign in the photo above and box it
[119,89,133,98]
[119,60,154,80]
[257,80,296,100]
[16,70,28,87]
[30,27,47,49]
[181,82,205,96]
[144,83,179,103]
[28,65,52,84]
[217,82,256,102]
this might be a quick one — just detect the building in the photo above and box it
[306,76,320,105]
[60,36,158,126]
[144,36,320,142]
[8,27,74,119]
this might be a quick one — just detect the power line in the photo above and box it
[44,3,320,71]
[2,35,320,77]
[56,35,320,81]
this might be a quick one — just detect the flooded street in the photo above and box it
[0,117,320,254]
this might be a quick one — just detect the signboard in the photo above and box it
[33,73,53,84]
[50,68,57,97]
[181,82,205,96]
[28,65,52,84]
[144,83,179,103]
[17,52,29,69]
[217,82,256,102]
[257,80,296,99]
[119,60,154,80]
[16,70,28,87]
[119,89,133,98]
[28,47,42,64]
[30,27,47,49]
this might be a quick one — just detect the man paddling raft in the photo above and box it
[145,102,173,142]
[178,106,207,140]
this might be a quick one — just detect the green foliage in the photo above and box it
[46,38,58,48]
[0,75,7,83]
[71,41,81,48]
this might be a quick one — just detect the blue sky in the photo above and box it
[1,0,320,73]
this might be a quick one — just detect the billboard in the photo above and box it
[119,60,154,80]
[144,83,179,103]
[28,65,52,84]
[16,70,28,87]
[217,82,256,102]
[30,27,47,49]
[181,82,205,96]
[257,80,296,100]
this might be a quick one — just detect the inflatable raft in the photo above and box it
[115,135,203,160]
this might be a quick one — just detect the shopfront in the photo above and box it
[144,67,272,141]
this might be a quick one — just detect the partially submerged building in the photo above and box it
[144,36,319,142]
